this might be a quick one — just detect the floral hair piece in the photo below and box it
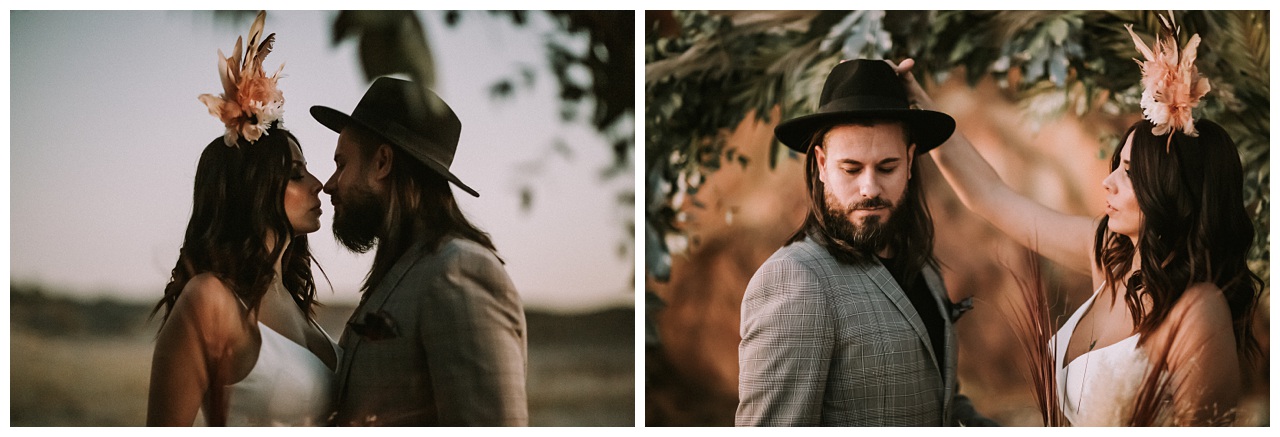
[198,10,285,147]
[1125,13,1210,148]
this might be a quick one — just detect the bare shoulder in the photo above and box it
[167,273,249,332]
[1167,282,1233,338]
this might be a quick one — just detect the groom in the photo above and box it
[312,77,528,426]
[736,60,993,426]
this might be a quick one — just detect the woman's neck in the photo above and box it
[265,232,292,284]
[1130,248,1142,272]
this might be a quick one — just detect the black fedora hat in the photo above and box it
[775,59,955,155]
[310,77,479,197]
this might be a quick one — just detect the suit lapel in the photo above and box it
[335,238,434,404]
[920,265,956,421]
[865,259,940,378]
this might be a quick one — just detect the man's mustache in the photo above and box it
[846,196,893,212]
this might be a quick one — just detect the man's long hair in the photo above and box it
[787,121,938,289]
[359,137,500,294]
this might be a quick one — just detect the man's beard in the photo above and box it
[331,183,384,254]
[821,190,904,255]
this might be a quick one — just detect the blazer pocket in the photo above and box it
[348,310,401,341]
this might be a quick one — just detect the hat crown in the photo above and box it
[309,77,480,197]
[772,59,956,154]
[818,60,910,112]
[353,77,461,165]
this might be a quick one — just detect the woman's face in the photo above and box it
[1102,133,1143,239]
[284,138,324,235]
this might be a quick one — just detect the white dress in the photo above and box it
[203,321,340,426]
[1051,286,1150,426]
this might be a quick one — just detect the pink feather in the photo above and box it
[1125,14,1209,142]
[197,10,284,148]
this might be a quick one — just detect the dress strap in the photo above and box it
[231,291,250,310]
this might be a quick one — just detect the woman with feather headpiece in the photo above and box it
[147,11,339,426]
[891,14,1260,426]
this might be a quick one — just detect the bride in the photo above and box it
[890,21,1261,426]
[147,11,337,426]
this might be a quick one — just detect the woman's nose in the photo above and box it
[310,174,323,194]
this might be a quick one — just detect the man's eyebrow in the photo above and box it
[840,157,902,165]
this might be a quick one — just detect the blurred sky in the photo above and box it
[9,10,634,313]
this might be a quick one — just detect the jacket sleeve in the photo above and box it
[736,257,833,426]
[419,244,529,426]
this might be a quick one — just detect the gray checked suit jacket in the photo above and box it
[737,236,989,426]
[333,235,528,426]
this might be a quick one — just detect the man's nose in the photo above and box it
[857,173,882,199]
[323,173,337,195]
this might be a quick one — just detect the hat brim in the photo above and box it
[774,109,956,155]
[311,105,480,198]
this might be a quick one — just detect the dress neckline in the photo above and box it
[232,289,337,371]
[258,321,339,372]
[1060,286,1140,370]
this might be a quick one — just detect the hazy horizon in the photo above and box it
[9,11,634,314]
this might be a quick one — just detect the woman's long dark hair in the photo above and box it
[788,120,938,289]
[153,126,319,323]
[1092,119,1261,359]
[360,138,500,294]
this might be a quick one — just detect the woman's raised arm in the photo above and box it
[891,59,1097,275]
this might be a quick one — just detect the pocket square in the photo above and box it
[949,296,974,322]
[348,310,400,341]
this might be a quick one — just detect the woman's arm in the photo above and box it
[1159,283,1242,425]
[146,275,243,426]
[891,59,1097,275]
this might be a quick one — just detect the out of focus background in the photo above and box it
[644,10,1268,426]
[9,10,634,426]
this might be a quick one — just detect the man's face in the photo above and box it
[324,127,385,253]
[815,122,914,253]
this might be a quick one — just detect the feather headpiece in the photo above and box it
[1125,13,1210,145]
[198,11,285,147]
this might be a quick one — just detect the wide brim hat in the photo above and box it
[775,59,955,155]
[311,77,479,197]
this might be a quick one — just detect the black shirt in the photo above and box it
[877,256,945,377]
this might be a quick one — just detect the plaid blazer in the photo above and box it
[332,236,528,426]
[737,236,985,426]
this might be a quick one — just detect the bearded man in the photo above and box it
[735,60,993,427]
[311,77,527,426]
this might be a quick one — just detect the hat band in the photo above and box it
[354,115,455,167]
[818,95,910,113]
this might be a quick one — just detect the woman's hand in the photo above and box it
[884,58,937,110]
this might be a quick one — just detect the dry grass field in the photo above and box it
[9,286,634,426]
